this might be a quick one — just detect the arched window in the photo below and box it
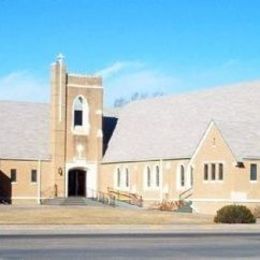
[155,166,160,187]
[180,165,185,187]
[73,96,89,130]
[117,168,121,187]
[125,168,129,187]
[147,167,151,187]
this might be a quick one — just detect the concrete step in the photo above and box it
[42,196,144,208]
[61,197,87,206]
[115,200,144,210]
[42,197,112,207]
[41,198,65,205]
[42,197,88,206]
[175,201,193,213]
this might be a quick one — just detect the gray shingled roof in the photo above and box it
[0,102,119,161]
[103,81,260,162]
[0,101,50,160]
[1,81,260,162]
[103,107,121,118]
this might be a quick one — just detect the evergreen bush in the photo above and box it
[214,205,256,224]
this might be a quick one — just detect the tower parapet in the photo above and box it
[50,55,103,197]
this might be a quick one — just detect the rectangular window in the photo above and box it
[204,164,208,180]
[211,164,216,180]
[10,169,16,183]
[31,169,37,183]
[250,164,257,181]
[74,110,83,126]
[219,163,224,180]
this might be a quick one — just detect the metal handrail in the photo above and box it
[107,187,143,207]
[179,187,193,201]
[86,187,116,207]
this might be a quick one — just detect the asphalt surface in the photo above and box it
[0,232,260,259]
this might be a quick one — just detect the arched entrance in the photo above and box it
[68,169,86,196]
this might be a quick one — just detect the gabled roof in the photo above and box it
[103,81,260,162]
[1,81,260,162]
[0,101,50,160]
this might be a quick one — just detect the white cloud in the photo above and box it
[0,71,49,102]
[0,62,180,106]
[95,61,143,79]
[96,61,179,106]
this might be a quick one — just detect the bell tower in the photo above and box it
[50,55,103,197]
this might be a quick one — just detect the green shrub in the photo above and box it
[214,205,256,224]
[253,206,260,218]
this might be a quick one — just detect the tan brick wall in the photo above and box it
[50,60,67,197]
[100,123,260,214]
[191,123,260,214]
[50,59,103,196]
[0,159,52,203]
[100,159,190,205]
[65,84,103,162]
[192,124,237,200]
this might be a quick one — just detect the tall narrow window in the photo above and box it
[31,169,37,183]
[74,97,83,126]
[250,164,257,181]
[180,165,185,187]
[147,167,151,187]
[204,164,208,180]
[73,96,89,132]
[10,169,17,183]
[190,166,194,187]
[155,166,160,187]
[211,164,216,180]
[117,168,121,187]
[125,168,129,187]
[219,163,224,180]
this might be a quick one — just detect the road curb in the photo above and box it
[0,224,259,236]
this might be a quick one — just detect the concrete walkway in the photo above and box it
[0,223,259,235]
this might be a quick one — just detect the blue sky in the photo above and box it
[0,0,260,106]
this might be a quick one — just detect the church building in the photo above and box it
[1,55,260,214]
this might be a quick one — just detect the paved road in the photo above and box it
[0,233,260,259]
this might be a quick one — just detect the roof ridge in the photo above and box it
[124,79,260,108]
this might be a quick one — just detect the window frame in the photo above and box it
[211,163,216,180]
[250,163,257,182]
[146,166,151,188]
[74,110,83,127]
[72,96,90,135]
[180,165,185,187]
[10,169,17,183]
[125,168,129,187]
[117,168,121,188]
[204,164,208,181]
[203,161,225,183]
[190,166,194,187]
[31,169,37,184]
[155,165,160,187]
[218,163,224,181]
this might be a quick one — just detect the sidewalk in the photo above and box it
[0,223,259,235]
